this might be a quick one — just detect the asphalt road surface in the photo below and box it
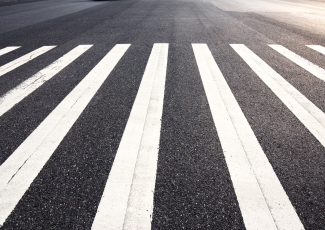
[0,0,325,228]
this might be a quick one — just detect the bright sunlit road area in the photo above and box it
[0,0,325,228]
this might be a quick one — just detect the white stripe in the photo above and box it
[92,43,168,230]
[269,44,325,82]
[193,44,304,230]
[232,44,325,148]
[0,47,20,57]
[123,44,167,230]
[306,45,325,56]
[0,46,55,77]
[0,44,130,227]
[0,45,92,117]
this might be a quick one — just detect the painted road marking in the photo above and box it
[0,47,20,57]
[92,43,168,230]
[269,44,325,82]
[306,45,325,56]
[0,46,55,78]
[0,44,130,227]
[232,44,325,148]
[194,43,304,230]
[0,45,92,117]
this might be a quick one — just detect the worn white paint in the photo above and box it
[0,46,55,77]
[307,45,325,56]
[194,43,304,230]
[0,44,130,227]
[0,47,20,57]
[232,44,325,147]
[269,44,325,82]
[0,45,92,117]
[92,43,168,230]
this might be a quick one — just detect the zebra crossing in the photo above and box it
[234,44,325,148]
[92,43,168,230]
[0,47,20,57]
[0,45,92,117]
[0,46,55,78]
[269,45,325,82]
[194,44,304,230]
[0,42,324,229]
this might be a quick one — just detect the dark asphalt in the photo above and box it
[0,0,325,228]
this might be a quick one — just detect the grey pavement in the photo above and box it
[0,0,325,229]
